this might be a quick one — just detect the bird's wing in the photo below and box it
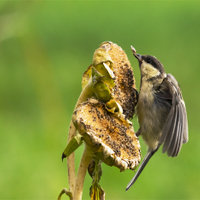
[158,74,188,157]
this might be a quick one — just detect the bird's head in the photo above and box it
[131,46,166,81]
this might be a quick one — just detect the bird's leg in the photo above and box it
[136,128,141,137]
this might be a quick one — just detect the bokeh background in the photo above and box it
[1,1,200,200]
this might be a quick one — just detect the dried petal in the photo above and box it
[92,42,113,68]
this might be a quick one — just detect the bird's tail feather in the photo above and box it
[126,147,158,191]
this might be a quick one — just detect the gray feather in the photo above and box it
[159,74,188,157]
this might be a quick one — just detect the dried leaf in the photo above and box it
[62,134,83,161]
[82,65,92,90]
[88,159,102,182]
[90,182,105,200]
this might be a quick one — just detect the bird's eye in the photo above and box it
[146,59,152,64]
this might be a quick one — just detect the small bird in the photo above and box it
[126,46,188,191]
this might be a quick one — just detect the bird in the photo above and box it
[126,46,188,191]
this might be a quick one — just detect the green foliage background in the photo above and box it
[0,1,200,200]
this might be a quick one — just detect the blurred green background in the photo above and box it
[0,1,200,200]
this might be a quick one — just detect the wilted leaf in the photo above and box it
[92,42,113,68]
[62,133,83,161]
[57,188,73,200]
[88,159,102,183]
[93,81,111,102]
[90,182,105,200]
[82,65,92,90]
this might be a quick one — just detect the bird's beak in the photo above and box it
[130,45,142,62]
[135,54,142,62]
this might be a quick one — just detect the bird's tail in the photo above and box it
[126,147,159,191]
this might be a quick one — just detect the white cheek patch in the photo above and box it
[141,62,160,79]
[153,69,161,77]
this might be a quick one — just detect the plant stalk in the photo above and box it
[73,146,93,200]
[67,79,93,194]
[67,122,76,193]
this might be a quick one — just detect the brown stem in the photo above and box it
[67,122,76,193]
[67,79,93,194]
[73,146,93,200]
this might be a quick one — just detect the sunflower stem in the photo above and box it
[67,79,93,194]
[67,122,76,193]
[73,146,93,200]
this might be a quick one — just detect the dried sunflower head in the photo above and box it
[95,41,138,119]
[60,42,141,200]
[73,99,141,171]
[82,41,138,120]
[63,41,141,171]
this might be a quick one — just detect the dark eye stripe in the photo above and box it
[147,59,153,64]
